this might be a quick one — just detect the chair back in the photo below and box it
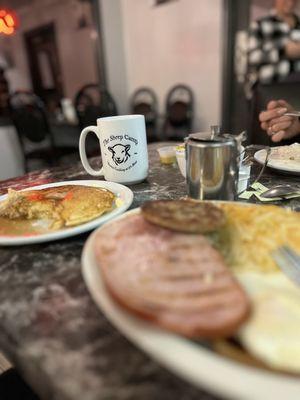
[165,84,194,128]
[74,84,118,129]
[9,90,52,144]
[130,87,158,125]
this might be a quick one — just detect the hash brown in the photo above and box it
[212,203,300,273]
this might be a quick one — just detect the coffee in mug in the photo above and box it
[79,115,148,184]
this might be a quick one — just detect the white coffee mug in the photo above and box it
[79,115,148,184]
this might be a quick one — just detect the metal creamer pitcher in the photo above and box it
[186,131,239,201]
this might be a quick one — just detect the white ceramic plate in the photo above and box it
[254,148,300,175]
[82,209,300,400]
[0,180,133,246]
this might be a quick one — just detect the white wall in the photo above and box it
[100,0,223,131]
[100,0,128,114]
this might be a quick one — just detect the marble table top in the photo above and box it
[0,143,299,400]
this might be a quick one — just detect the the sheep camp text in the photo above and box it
[103,134,138,147]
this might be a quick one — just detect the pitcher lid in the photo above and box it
[188,132,235,144]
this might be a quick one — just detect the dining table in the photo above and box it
[0,142,299,400]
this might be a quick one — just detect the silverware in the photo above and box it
[260,184,300,198]
[238,145,271,195]
[284,111,300,117]
[272,246,300,286]
[251,146,271,186]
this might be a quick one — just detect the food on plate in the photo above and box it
[94,213,250,338]
[237,272,300,373]
[93,199,300,373]
[210,203,300,373]
[0,185,115,232]
[58,186,115,227]
[213,339,268,369]
[270,143,300,163]
[258,143,300,170]
[141,200,226,233]
[213,203,300,273]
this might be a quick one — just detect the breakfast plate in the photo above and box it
[254,144,300,175]
[82,207,300,400]
[0,180,133,246]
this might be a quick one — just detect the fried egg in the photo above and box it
[237,271,300,373]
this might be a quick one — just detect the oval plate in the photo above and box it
[0,180,133,246]
[82,208,300,400]
[254,148,300,175]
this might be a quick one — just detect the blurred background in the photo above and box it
[1,0,300,179]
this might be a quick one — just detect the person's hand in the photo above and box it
[259,99,300,142]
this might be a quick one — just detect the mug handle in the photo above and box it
[79,126,104,176]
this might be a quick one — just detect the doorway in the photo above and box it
[24,23,63,110]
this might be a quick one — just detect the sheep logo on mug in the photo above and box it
[108,144,131,165]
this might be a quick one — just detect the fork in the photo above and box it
[237,145,271,195]
[272,246,300,286]
[284,111,300,117]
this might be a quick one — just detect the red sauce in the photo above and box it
[26,193,44,201]
[63,192,73,201]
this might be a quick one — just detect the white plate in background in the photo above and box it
[0,180,133,246]
[254,148,300,175]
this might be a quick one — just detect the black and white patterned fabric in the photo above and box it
[246,11,300,97]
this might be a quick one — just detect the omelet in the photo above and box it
[0,185,115,231]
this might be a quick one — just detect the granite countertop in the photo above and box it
[0,143,299,400]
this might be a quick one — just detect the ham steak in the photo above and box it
[94,213,250,338]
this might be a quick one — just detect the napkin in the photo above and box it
[239,182,300,202]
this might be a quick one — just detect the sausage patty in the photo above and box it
[141,200,226,233]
